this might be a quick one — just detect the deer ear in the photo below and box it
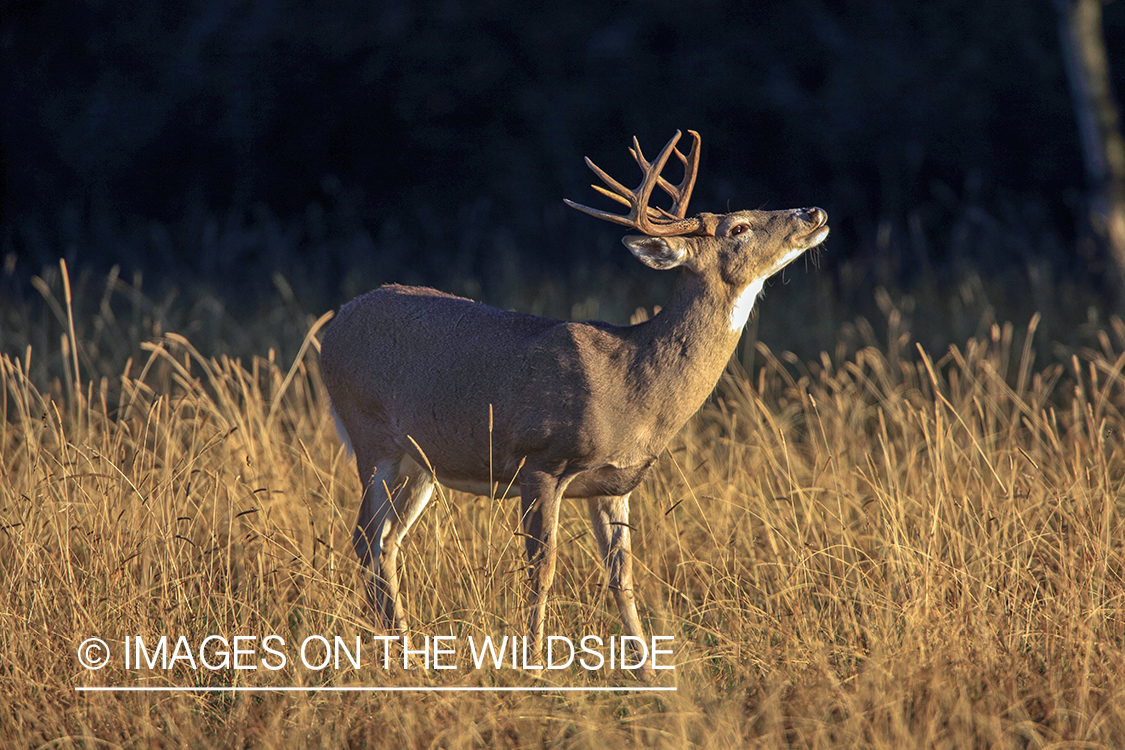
[622,236,689,270]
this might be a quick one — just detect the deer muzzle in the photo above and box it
[796,207,830,247]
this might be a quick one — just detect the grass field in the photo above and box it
[2,263,1124,748]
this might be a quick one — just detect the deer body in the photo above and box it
[326,276,745,496]
[320,132,828,676]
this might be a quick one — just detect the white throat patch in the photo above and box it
[777,245,807,269]
[729,278,765,331]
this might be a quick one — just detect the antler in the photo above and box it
[565,130,712,237]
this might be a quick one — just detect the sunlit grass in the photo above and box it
[1,264,1124,747]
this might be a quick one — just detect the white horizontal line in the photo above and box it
[76,686,676,693]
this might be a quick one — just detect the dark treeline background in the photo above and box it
[2,0,1124,347]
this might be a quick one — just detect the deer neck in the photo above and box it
[622,270,746,427]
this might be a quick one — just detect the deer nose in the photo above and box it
[796,206,827,227]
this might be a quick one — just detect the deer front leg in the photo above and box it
[519,471,565,659]
[587,494,654,680]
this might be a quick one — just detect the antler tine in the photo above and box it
[590,185,670,221]
[666,130,700,219]
[624,139,680,221]
[564,130,709,236]
[590,184,632,208]
[582,156,635,205]
[564,154,655,228]
[630,130,684,231]
[628,131,699,219]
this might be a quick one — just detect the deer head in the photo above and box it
[566,130,828,328]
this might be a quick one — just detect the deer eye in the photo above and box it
[730,224,750,236]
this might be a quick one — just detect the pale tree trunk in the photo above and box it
[1055,0,1125,288]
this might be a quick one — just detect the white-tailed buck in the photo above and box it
[320,130,828,672]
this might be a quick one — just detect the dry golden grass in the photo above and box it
[2,268,1125,748]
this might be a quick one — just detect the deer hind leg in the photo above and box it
[353,454,435,635]
[519,471,566,658]
[587,494,653,679]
